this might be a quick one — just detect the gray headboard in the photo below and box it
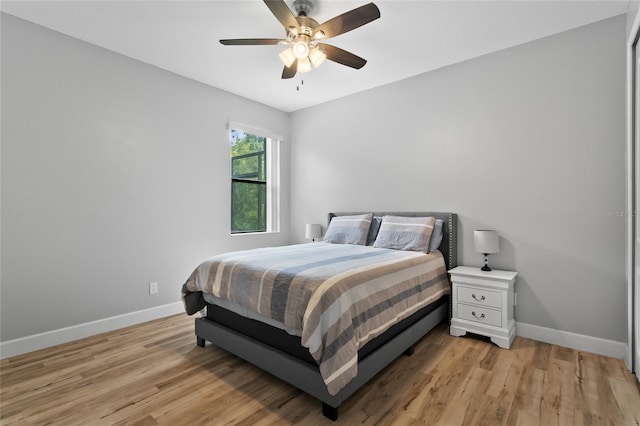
[328,211,458,271]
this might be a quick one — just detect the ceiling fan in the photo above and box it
[220,0,380,79]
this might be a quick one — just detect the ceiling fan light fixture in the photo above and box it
[297,57,312,73]
[313,30,325,40]
[279,47,296,67]
[292,39,310,59]
[309,47,326,68]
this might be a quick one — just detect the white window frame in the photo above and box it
[229,122,281,235]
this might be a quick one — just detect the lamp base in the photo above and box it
[481,253,492,271]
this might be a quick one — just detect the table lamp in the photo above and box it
[474,230,499,271]
[305,224,322,242]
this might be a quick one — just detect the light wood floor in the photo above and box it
[1,314,639,425]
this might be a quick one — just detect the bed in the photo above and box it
[181,211,457,420]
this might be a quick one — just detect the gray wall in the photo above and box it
[290,16,627,342]
[0,14,290,341]
[1,12,627,346]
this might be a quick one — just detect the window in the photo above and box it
[230,127,280,234]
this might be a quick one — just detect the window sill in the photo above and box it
[230,231,280,237]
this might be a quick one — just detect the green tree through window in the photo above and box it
[231,130,267,233]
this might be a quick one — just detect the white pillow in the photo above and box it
[323,213,373,245]
[373,215,436,252]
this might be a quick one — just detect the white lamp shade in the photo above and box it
[293,40,310,59]
[474,230,500,254]
[297,56,312,73]
[305,223,322,240]
[309,47,326,68]
[279,47,296,67]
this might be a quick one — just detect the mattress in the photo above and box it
[204,295,449,366]
[202,293,303,336]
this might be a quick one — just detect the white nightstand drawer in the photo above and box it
[457,303,502,327]
[457,286,501,309]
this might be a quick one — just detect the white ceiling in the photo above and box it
[1,0,629,112]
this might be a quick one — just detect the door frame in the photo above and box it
[627,10,640,379]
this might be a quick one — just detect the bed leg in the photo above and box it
[196,337,206,347]
[322,403,339,421]
[404,345,415,356]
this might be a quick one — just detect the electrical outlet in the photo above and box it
[149,282,158,295]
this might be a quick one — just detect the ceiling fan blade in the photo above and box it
[314,3,380,39]
[220,38,282,46]
[282,59,298,79]
[319,44,367,69]
[264,0,300,32]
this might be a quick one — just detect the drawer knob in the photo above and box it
[472,294,486,302]
[472,311,486,319]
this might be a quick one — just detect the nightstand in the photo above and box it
[449,266,518,349]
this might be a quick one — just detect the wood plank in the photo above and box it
[1,316,639,425]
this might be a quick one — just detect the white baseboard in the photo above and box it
[1,309,627,362]
[0,302,184,359]
[516,321,628,360]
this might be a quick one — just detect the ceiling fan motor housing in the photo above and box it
[294,16,319,37]
[293,0,313,16]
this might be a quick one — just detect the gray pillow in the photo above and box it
[366,216,382,246]
[323,213,373,245]
[373,215,436,252]
[428,219,444,253]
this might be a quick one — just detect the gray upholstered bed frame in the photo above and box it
[194,212,457,421]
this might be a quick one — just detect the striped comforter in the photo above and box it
[182,242,450,395]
